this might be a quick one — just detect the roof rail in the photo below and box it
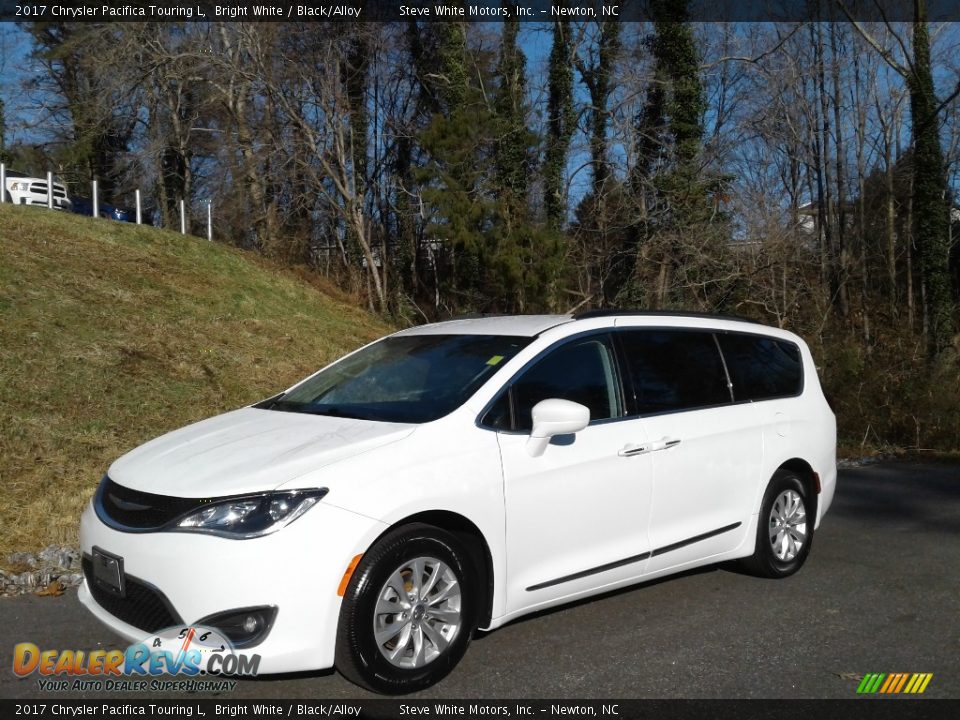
[444,313,513,321]
[572,309,759,324]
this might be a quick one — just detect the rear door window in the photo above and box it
[717,333,802,401]
[618,330,731,415]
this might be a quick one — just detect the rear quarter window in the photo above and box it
[718,333,803,401]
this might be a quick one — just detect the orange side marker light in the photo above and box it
[337,554,364,597]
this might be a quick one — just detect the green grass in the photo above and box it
[0,204,391,562]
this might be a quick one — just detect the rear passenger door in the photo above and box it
[616,329,762,573]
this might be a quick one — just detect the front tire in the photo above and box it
[741,470,813,578]
[335,523,478,694]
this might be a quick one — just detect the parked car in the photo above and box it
[71,196,135,222]
[2,170,71,210]
[79,311,837,693]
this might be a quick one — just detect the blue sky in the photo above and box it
[0,25,34,147]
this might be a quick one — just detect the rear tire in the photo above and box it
[741,469,813,578]
[335,523,477,694]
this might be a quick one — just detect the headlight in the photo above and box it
[14,182,30,191]
[173,489,327,539]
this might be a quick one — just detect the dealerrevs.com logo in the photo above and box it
[12,626,260,692]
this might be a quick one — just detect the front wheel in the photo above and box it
[741,469,813,578]
[335,523,477,694]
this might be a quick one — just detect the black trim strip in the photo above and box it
[526,551,652,592]
[650,522,742,558]
[525,521,743,592]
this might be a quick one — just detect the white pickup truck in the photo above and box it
[2,170,72,210]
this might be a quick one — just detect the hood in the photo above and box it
[108,407,415,497]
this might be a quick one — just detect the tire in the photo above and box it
[335,523,478,694]
[740,469,813,578]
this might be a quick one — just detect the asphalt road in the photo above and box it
[2,461,958,700]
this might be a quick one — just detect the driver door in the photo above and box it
[495,334,654,616]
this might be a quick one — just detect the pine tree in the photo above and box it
[620,0,730,309]
[909,3,955,355]
[544,20,575,231]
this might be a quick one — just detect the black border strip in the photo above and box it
[526,521,742,592]
[526,551,652,592]
[650,522,742,558]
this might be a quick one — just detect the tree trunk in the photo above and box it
[910,0,955,355]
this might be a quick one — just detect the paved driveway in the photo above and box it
[1,461,957,699]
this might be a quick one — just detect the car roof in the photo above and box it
[393,311,772,339]
[395,315,574,337]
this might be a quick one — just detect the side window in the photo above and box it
[619,330,730,414]
[510,336,623,431]
[718,334,802,401]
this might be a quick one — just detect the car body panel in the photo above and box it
[497,419,655,615]
[109,407,416,497]
[640,401,762,574]
[78,498,387,673]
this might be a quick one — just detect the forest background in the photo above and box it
[2,1,959,453]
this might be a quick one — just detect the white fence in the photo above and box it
[0,163,213,242]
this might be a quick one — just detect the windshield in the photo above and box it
[268,334,531,424]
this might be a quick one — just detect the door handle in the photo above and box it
[618,443,649,457]
[650,437,682,452]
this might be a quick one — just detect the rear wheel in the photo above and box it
[335,523,477,694]
[741,469,813,578]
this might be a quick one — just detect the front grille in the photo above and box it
[83,556,183,633]
[97,477,198,530]
[27,182,67,198]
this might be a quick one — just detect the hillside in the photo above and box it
[0,205,391,561]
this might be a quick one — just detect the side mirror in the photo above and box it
[526,399,590,457]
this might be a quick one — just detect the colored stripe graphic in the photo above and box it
[858,673,883,694]
[857,673,932,694]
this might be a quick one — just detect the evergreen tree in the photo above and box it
[620,0,731,309]
[22,22,137,199]
[494,12,531,207]
[909,2,955,355]
[417,18,561,313]
[544,19,576,230]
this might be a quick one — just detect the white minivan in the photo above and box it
[79,312,836,693]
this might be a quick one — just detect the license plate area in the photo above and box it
[91,546,125,597]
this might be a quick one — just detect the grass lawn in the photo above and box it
[0,204,390,563]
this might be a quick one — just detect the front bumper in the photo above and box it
[78,499,387,673]
[11,194,70,210]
